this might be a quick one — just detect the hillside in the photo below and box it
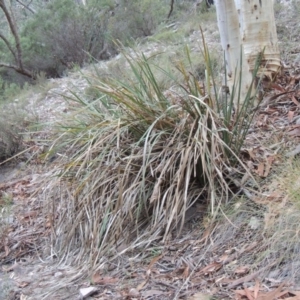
[1,1,300,300]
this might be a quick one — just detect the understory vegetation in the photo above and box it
[0,0,210,82]
[34,30,270,279]
[0,0,215,162]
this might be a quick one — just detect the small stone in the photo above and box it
[79,287,97,298]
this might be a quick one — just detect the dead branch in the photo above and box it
[0,62,34,79]
[0,0,34,79]
[167,0,174,19]
[15,0,36,14]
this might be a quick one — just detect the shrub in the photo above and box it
[20,0,113,77]
[107,0,169,42]
[19,0,170,78]
[0,80,39,162]
[0,107,25,162]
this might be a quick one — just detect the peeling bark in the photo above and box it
[215,0,280,106]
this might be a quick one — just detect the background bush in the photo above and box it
[18,0,170,78]
[20,0,111,77]
[0,0,211,162]
[108,0,169,42]
[0,0,210,83]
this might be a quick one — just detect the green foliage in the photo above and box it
[21,0,105,77]
[107,0,169,43]
[0,76,23,102]
[18,0,170,78]
[0,0,216,81]
[0,192,13,208]
[149,28,182,43]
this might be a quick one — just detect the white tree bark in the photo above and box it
[215,0,281,106]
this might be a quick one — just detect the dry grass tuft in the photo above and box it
[40,47,255,272]
[259,158,300,282]
[210,158,300,285]
[0,102,34,162]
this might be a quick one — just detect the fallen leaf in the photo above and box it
[264,155,276,177]
[256,162,265,177]
[234,266,249,275]
[247,148,256,160]
[5,245,10,257]
[288,110,295,122]
[244,287,254,300]
[288,127,300,137]
[235,290,247,297]
[91,273,102,284]
[147,254,163,270]
[91,273,118,285]
[136,280,147,291]
[22,211,38,219]
[20,294,28,300]
[254,279,260,299]
[198,262,222,275]
[218,253,229,263]
[183,264,190,278]
[17,281,30,288]
[270,83,285,92]
[266,191,282,200]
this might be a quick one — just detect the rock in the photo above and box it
[79,287,97,298]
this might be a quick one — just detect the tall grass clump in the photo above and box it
[42,46,257,270]
[0,90,34,162]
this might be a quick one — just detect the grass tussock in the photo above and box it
[209,162,300,283]
[41,46,257,269]
[0,101,33,162]
[225,158,300,282]
[0,73,58,163]
[263,158,300,278]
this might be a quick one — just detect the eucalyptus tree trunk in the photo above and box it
[215,0,281,106]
